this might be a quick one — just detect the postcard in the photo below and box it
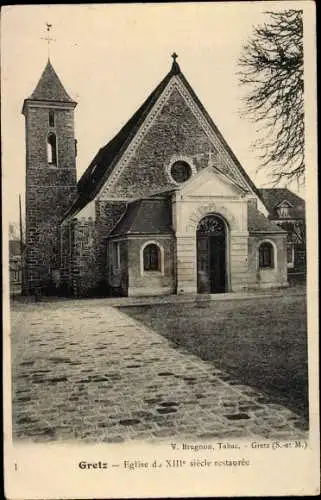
[2,2,319,498]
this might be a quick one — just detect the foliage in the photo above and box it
[238,10,304,184]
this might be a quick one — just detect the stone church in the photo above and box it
[22,55,290,297]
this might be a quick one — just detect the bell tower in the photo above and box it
[22,59,77,294]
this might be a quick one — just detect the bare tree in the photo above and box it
[238,10,304,185]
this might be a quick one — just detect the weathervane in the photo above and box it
[41,23,55,59]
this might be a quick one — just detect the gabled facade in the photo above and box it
[23,57,292,297]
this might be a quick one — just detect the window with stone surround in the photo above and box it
[143,243,160,271]
[47,132,58,166]
[259,241,274,269]
[170,161,192,183]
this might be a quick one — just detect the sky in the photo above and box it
[1,2,312,225]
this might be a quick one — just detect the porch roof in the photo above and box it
[110,195,173,236]
[248,204,286,233]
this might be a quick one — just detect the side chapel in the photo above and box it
[22,55,293,297]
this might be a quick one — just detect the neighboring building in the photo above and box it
[23,56,293,297]
[259,189,306,282]
[9,240,22,293]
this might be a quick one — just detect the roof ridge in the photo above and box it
[66,66,176,218]
[64,59,263,220]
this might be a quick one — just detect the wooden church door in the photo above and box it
[197,215,227,294]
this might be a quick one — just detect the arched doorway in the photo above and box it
[197,214,228,293]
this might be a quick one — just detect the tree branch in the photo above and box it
[238,9,304,184]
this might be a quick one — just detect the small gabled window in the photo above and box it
[49,110,55,127]
[277,201,291,218]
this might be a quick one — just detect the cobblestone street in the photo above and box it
[11,300,308,443]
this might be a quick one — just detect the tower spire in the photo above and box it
[41,23,55,60]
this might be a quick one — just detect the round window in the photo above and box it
[170,161,192,183]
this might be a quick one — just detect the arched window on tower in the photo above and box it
[47,133,57,166]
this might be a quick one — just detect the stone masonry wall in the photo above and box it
[229,233,250,292]
[59,201,128,297]
[108,239,129,296]
[70,217,97,296]
[60,221,73,294]
[24,104,77,294]
[176,236,196,294]
[94,200,127,292]
[248,234,288,288]
[127,236,175,296]
[106,88,219,198]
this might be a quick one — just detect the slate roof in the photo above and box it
[258,188,305,220]
[110,193,282,237]
[64,59,263,220]
[110,195,173,236]
[27,59,75,103]
[248,204,285,233]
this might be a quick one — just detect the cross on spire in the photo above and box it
[170,52,181,74]
[41,23,56,60]
[171,52,178,63]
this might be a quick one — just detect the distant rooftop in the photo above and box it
[258,188,305,219]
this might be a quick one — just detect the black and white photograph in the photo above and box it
[2,2,319,498]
